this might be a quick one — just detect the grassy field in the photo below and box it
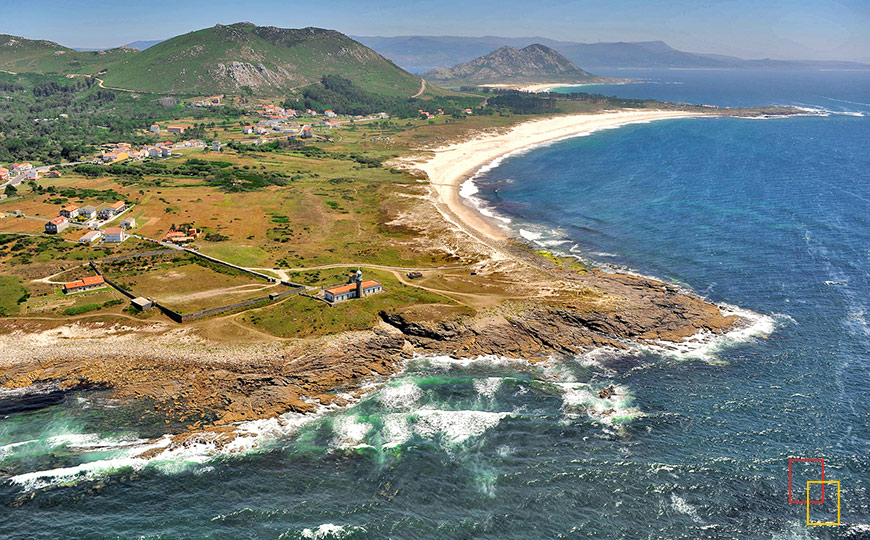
[240,268,460,338]
[0,275,27,316]
[0,109,533,329]
[101,253,278,314]
[101,254,285,313]
[23,287,125,316]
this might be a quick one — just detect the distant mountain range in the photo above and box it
[354,35,870,72]
[0,24,425,97]
[423,44,611,85]
[72,40,163,52]
[123,40,163,50]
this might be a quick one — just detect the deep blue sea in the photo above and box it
[3,70,870,539]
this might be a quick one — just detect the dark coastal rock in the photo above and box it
[598,385,616,399]
[0,264,740,458]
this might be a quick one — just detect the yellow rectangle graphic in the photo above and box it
[806,480,840,526]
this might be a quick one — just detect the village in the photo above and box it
[0,99,410,193]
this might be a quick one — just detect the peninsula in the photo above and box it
[0,22,801,459]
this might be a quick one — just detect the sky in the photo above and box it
[2,0,869,62]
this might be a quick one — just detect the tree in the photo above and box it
[5,184,17,197]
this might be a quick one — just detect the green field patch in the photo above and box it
[197,244,268,268]
[241,269,455,338]
[0,275,28,316]
[62,298,124,316]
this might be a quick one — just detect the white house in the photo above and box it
[103,227,126,243]
[79,230,102,243]
[45,217,69,234]
[323,270,383,303]
[78,205,97,220]
[98,201,126,220]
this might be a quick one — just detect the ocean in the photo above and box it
[3,69,870,539]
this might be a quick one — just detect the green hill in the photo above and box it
[0,34,68,71]
[423,44,612,85]
[99,23,424,97]
[0,34,136,74]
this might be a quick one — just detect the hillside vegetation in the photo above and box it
[0,24,432,98]
[0,34,137,74]
[100,23,424,97]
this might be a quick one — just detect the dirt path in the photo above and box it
[412,79,426,98]
[250,263,472,274]
[162,282,278,304]
[31,265,87,285]
[11,312,146,323]
[93,77,159,94]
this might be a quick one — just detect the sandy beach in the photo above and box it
[413,110,708,243]
[481,82,589,93]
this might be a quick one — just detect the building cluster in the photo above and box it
[191,96,223,108]
[101,139,205,164]
[46,199,133,244]
[255,104,297,119]
[419,108,446,120]
[239,104,389,141]
[162,226,200,246]
[0,162,61,182]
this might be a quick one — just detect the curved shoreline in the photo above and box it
[412,110,708,245]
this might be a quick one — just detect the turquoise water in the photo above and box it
[3,71,870,538]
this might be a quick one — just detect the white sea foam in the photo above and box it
[414,353,528,371]
[9,434,171,492]
[0,440,38,459]
[335,409,511,451]
[788,105,864,118]
[559,383,642,425]
[637,302,776,361]
[298,523,364,539]
[519,229,544,241]
[411,409,510,446]
[846,524,870,537]
[473,377,503,398]
[332,416,373,449]
[376,381,423,410]
[669,494,703,523]
[9,406,335,492]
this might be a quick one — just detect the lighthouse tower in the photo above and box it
[355,269,363,298]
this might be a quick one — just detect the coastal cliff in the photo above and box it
[0,265,738,436]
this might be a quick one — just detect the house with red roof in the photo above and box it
[323,270,383,303]
[103,227,126,243]
[62,275,105,294]
[45,216,69,234]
